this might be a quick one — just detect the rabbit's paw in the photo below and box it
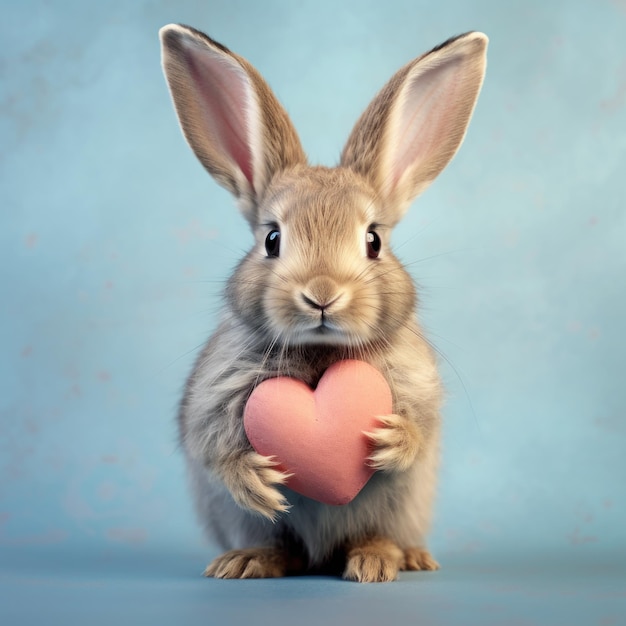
[343,537,404,583]
[224,452,291,520]
[365,413,422,472]
[402,547,440,571]
[204,547,292,579]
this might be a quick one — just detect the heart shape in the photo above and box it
[243,360,393,506]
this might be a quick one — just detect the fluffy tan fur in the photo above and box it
[160,24,487,582]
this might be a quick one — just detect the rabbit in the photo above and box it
[159,23,487,582]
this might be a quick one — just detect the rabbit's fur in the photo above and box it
[160,24,487,582]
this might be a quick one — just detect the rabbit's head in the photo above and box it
[160,25,487,348]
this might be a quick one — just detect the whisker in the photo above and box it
[253,330,281,389]
[364,305,479,431]
[158,340,207,374]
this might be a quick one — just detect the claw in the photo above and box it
[364,414,421,473]
[225,451,293,519]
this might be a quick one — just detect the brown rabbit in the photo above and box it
[160,24,487,582]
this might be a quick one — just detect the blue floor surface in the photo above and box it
[2,547,625,625]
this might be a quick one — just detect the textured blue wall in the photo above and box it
[1,0,625,575]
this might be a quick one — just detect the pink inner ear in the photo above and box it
[185,47,254,189]
[391,57,463,188]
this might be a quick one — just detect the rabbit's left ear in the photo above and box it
[341,32,488,224]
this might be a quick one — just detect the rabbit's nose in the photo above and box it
[301,293,340,311]
[300,276,343,311]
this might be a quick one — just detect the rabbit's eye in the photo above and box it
[366,230,381,259]
[265,229,281,257]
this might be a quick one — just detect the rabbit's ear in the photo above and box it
[341,32,488,224]
[160,24,307,223]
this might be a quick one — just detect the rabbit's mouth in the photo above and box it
[313,322,333,335]
[291,320,360,346]
[307,320,338,338]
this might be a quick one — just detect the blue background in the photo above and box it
[1,0,625,623]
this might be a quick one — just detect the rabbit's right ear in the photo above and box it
[160,25,307,224]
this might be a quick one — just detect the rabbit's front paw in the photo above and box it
[224,452,291,521]
[365,413,422,472]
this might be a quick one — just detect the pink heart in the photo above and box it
[243,360,393,505]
